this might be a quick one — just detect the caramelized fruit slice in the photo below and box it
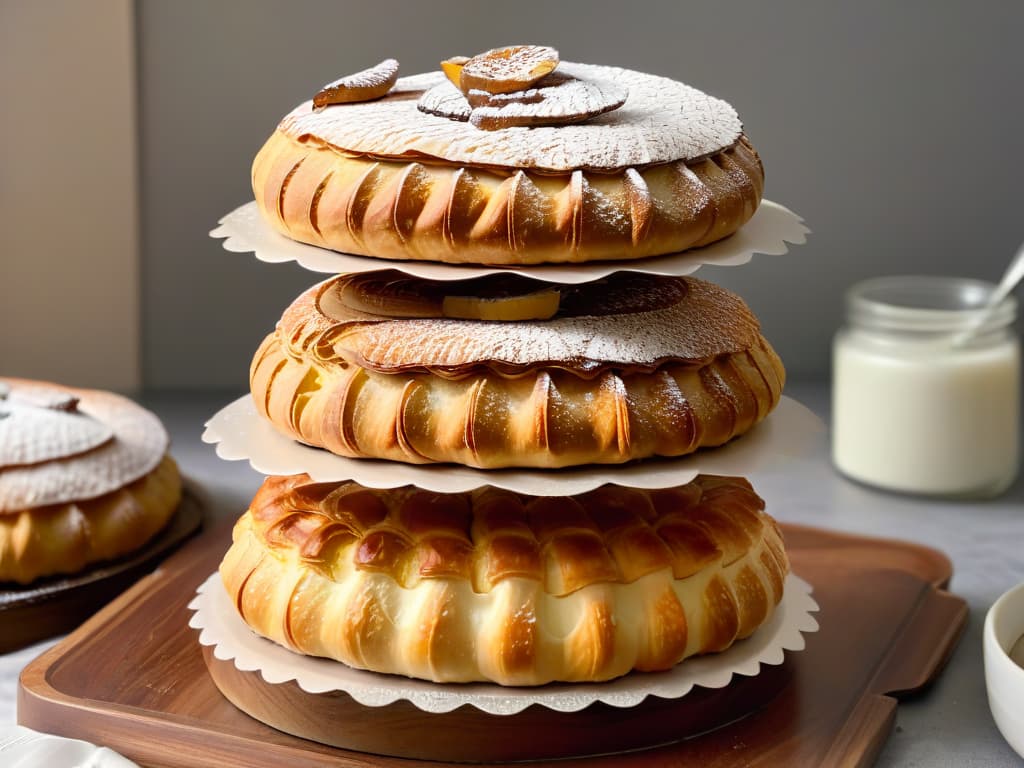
[441,56,470,87]
[442,289,560,321]
[337,272,561,321]
[313,58,399,108]
[459,45,559,95]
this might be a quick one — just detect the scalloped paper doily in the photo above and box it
[188,571,818,715]
[201,395,823,496]
[210,200,808,283]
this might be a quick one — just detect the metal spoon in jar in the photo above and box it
[953,239,1024,346]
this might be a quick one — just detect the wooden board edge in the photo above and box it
[819,694,898,768]
[814,581,967,768]
[18,566,170,697]
[872,586,969,699]
[781,522,955,588]
[18,691,356,768]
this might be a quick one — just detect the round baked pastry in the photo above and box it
[250,272,785,468]
[252,60,763,265]
[220,473,788,685]
[0,379,182,584]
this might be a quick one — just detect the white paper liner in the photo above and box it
[210,200,808,283]
[201,395,823,495]
[188,572,818,715]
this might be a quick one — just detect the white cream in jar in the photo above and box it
[832,276,1020,497]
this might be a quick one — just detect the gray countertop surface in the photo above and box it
[2,382,1022,766]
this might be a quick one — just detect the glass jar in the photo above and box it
[832,276,1020,498]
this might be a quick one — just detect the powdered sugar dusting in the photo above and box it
[320,59,398,91]
[417,80,470,121]
[460,45,559,93]
[0,395,113,469]
[313,59,400,108]
[303,276,762,375]
[280,63,742,172]
[467,70,627,130]
[0,379,169,510]
[466,88,544,106]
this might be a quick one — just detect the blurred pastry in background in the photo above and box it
[0,378,181,584]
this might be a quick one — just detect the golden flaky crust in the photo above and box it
[220,474,788,685]
[250,275,785,468]
[0,455,182,584]
[251,130,763,265]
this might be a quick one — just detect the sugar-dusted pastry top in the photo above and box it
[0,384,113,468]
[0,379,169,511]
[253,54,763,266]
[280,273,765,377]
[279,64,743,172]
[250,273,785,469]
[221,474,788,684]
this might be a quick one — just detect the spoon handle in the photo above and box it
[952,239,1024,347]
[987,241,1024,311]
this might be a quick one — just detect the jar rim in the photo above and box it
[846,275,1017,334]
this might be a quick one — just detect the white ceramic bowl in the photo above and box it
[984,582,1024,758]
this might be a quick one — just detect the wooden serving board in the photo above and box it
[0,485,204,654]
[17,521,967,767]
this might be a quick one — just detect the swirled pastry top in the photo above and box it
[244,474,779,595]
[0,378,169,511]
[221,473,788,683]
[278,64,743,173]
[281,272,764,378]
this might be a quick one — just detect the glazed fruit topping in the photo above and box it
[440,56,470,87]
[338,272,562,321]
[458,45,559,95]
[417,47,628,130]
[313,58,399,108]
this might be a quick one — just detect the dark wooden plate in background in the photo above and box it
[0,483,204,653]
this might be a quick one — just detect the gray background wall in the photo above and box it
[137,0,1024,391]
[1,0,140,392]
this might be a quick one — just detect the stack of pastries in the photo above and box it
[219,46,790,687]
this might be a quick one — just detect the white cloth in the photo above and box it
[0,642,137,766]
[0,639,55,725]
[0,725,138,767]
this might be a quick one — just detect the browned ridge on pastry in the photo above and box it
[252,63,763,265]
[254,132,762,265]
[220,473,789,685]
[250,273,785,468]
